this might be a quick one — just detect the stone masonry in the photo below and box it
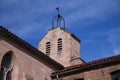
[63,64,120,80]
[38,27,83,67]
[0,35,54,80]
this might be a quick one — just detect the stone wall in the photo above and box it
[69,35,82,65]
[0,35,53,80]
[62,64,120,80]
[38,27,82,67]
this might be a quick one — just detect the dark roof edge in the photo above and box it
[80,58,86,63]
[70,57,86,63]
[71,34,81,43]
[60,27,81,43]
[0,26,64,70]
[51,54,120,78]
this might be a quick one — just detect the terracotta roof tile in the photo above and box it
[51,54,120,78]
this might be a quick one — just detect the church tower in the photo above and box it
[38,8,84,67]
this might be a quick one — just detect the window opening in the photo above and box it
[0,51,13,80]
[74,78,84,80]
[111,70,120,80]
[46,42,51,56]
[57,38,62,53]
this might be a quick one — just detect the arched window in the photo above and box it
[46,42,51,56]
[6,71,12,80]
[111,70,120,80]
[57,38,62,53]
[0,51,13,80]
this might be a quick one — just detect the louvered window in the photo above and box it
[57,38,62,53]
[46,42,50,56]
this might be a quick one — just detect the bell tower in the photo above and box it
[38,8,84,67]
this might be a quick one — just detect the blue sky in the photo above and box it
[0,0,120,62]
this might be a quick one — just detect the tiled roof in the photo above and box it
[51,54,120,78]
[0,26,64,70]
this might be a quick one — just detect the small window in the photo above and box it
[57,38,62,53]
[46,42,50,56]
[74,78,84,80]
[111,70,120,80]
